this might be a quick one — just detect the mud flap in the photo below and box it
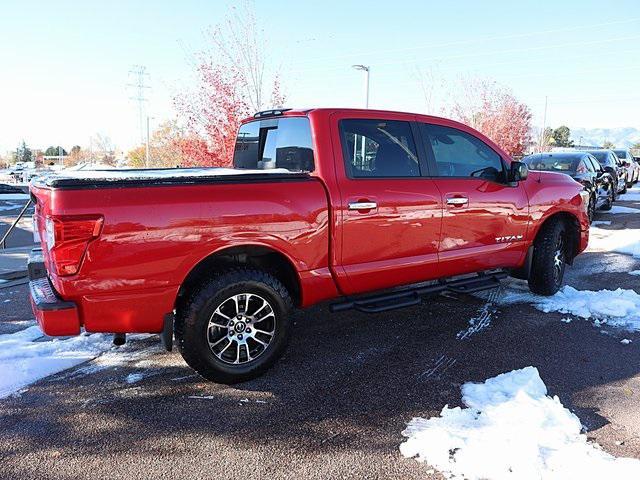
[161,313,174,351]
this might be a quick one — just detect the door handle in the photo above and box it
[446,197,468,206]
[348,201,377,211]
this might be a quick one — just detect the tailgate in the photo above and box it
[29,184,53,267]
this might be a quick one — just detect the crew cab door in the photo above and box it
[331,113,443,295]
[418,122,530,277]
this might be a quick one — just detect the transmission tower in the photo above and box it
[127,65,150,145]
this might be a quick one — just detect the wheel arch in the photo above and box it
[175,244,302,313]
[533,211,581,265]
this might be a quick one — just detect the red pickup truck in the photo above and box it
[29,108,589,383]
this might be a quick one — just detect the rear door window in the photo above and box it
[233,117,314,172]
[339,119,420,178]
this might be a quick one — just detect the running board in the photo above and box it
[330,271,507,314]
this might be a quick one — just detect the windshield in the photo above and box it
[233,117,314,172]
[589,151,608,163]
[523,155,578,172]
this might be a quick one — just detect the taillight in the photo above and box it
[46,215,104,276]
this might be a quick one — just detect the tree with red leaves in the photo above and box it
[448,78,532,157]
[175,2,285,167]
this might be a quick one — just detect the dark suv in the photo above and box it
[523,151,614,221]
[584,150,627,197]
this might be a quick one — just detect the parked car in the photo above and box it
[584,150,627,198]
[28,108,590,383]
[614,149,640,186]
[522,151,614,221]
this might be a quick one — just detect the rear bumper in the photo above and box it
[28,249,81,336]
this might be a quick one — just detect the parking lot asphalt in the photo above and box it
[1,198,640,479]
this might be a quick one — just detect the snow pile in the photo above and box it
[587,226,640,258]
[0,326,113,398]
[501,285,640,331]
[400,367,640,479]
[620,190,640,202]
[602,205,640,215]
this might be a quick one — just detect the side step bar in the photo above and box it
[330,271,507,314]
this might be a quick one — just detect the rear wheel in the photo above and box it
[528,218,568,296]
[175,268,293,384]
[600,188,613,211]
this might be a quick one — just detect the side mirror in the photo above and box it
[510,161,528,182]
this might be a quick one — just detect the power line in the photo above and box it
[294,33,640,75]
[127,65,150,145]
[292,17,640,68]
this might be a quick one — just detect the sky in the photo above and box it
[0,0,638,154]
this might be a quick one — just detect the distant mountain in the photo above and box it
[570,127,640,149]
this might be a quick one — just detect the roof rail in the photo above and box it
[253,108,292,118]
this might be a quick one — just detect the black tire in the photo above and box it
[587,195,596,223]
[600,189,613,211]
[622,184,628,194]
[175,268,293,384]
[528,218,568,296]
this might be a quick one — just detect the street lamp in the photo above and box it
[352,64,370,108]
[351,65,370,167]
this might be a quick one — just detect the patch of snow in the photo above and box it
[561,317,572,323]
[620,191,640,202]
[0,327,114,398]
[629,270,640,276]
[621,339,632,345]
[587,226,640,258]
[602,205,640,215]
[457,287,500,340]
[0,193,29,200]
[125,372,145,384]
[500,285,640,331]
[400,366,640,479]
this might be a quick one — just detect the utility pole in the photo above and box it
[127,65,150,146]
[539,96,548,152]
[145,116,150,168]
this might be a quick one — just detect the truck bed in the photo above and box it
[33,167,309,189]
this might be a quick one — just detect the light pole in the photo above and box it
[352,64,370,108]
[352,65,370,167]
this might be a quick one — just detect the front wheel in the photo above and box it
[587,195,596,223]
[528,218,568,296]
[175,268,293,384]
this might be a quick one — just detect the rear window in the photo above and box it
[524,155,579,172]
[590,151,609,164]
[233,117,314,172]
[614,150,628,159]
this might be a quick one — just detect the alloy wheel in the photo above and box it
[207,293,276,365]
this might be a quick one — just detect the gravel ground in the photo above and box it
[1,199,639,480]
